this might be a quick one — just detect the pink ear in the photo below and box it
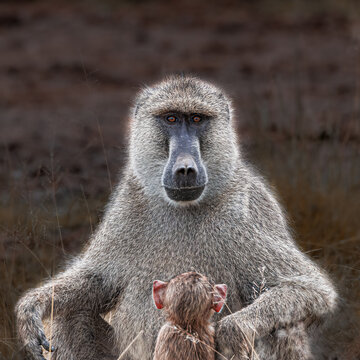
[213,284,227,313]
[153,280,168,310]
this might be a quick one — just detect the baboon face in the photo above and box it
[157,111,209,202]
[130,76,239,204]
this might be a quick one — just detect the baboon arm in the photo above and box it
[216,277,337,358]
[15,258,121,359]
[232,181,339,337]
[239,274,338,336]
[216,272,338,356]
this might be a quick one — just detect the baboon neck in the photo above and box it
[167,312,212,331]
[167,321,213,341]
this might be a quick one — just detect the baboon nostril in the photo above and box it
[187,167,195,175]
[177,166,195,176]
[176,166,196,177]
[178,167,186,175]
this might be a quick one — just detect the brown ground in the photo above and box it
[0,0,360,358]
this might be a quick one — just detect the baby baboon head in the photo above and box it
[129,75,239,205]
[153,272,227,328]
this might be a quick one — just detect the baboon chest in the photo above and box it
[108,205,249,358]
[111,227,244,359]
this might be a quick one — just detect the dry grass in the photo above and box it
[1,1,360,358]
[0,184,106,359]
[249,139,360,313]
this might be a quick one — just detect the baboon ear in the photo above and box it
[213,284,227,313]
[152,280,168,310]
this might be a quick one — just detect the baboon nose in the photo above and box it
[172,154,198,188]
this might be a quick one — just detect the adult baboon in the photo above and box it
[16,75,338,360]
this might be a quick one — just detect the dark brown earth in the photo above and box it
[0,0,360,358]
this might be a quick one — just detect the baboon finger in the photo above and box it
[40,337,55,352]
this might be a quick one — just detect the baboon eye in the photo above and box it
[166,115,177,123]
[192,115,202,123]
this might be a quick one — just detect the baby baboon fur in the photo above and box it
[152,272,227,360]
[16,75,339,360]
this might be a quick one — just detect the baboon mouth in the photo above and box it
[164,185,205,202]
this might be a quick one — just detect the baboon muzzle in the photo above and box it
[162,134,207,202]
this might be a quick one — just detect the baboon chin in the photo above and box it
[164,185,206,203]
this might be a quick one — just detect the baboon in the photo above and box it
[16,75,339,360]
[152,272,227,360]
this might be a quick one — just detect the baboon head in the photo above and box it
[152,272,227,327]
[130,75,239,205]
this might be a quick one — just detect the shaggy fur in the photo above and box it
[16,75,339,360]
[153,272,219,360]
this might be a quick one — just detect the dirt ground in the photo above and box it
[0,0,360,358]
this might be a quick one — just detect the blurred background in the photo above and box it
[0,0,359,358]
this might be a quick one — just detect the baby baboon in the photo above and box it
[152,272,227,360]
[16,75,339,360]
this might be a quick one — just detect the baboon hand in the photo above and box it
[16,298,55,360]
[21,325,55,360]
[215,314,256,360]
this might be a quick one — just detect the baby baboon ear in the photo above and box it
[153,280,168,309]
[213,284,227,313]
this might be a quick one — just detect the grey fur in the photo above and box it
[16,75,339,360]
